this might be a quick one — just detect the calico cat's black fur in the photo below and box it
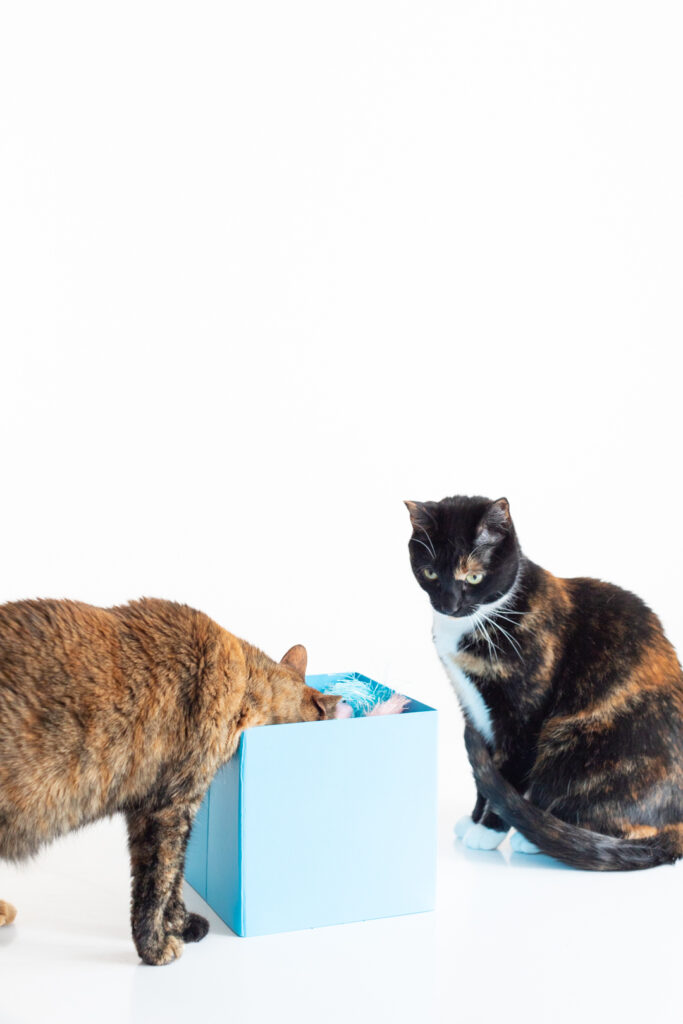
[406,494,683,870]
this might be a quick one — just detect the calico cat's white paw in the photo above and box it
[461,823,507,851]
[510,831,540,855]
[454,815,474,839]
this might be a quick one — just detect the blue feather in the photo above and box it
[313,672,398,717]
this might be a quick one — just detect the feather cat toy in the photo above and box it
[312,673,410,719]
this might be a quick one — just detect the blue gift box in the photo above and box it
[184,673,438,937]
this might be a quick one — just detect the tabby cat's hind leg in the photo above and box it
[0,900,17,926]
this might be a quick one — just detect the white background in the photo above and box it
[1,2,682,1022]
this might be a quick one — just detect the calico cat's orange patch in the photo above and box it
[518,572,572,636]
[541,683,648,736]
[454,555,485,580]
[454,650,512,679]
[540,647,676,741]
[621,824,659,839]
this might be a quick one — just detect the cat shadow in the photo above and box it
[454,843,506,868]
[68,946,138,965]
[194,912,240,939]
[41,915,131,941]
[0,927,135,964]
[453,838,571,872]
[507,851,573,872]
[182,886,240,940]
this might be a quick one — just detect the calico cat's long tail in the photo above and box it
[465,728,682,871]
[0,900,17,925]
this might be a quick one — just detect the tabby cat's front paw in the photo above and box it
[182,912,209,943]
[138,933,184,966]
[461,823,508,851]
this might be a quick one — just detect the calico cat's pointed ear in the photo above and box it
[280,644,307,676]
[475,498,511,546]
[404,500,428,531]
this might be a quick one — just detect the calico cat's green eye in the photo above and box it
[466,572,484,585]
[423,568,438,581]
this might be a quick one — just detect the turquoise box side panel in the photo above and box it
[205,754,243,936]
[184,673,437,938]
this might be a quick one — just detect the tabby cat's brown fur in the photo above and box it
[0,597,339,963]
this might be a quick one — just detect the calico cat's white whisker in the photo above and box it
[485,614,524,662]
[492,611,527,629]
[471,616,491,658]
[411,536,435,561]
[477,614,503,661]
[419,527,437,559]
[480,618,501,663]
[483,610,523,654]
[473,612,500,664]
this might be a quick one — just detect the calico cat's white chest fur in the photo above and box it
[432,609,494,742]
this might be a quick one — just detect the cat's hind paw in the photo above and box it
[510,831,540,855]
[182,913,209,943]
[454,815,474,839]
[0,900,17,926]
[461,823,507,851]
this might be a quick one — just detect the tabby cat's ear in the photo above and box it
[280,644,308,676]
[313,692,343,719]
[404,500,428,531]
[475,497,511,546]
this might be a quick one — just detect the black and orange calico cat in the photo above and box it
[0,598,339,962]
[406,494,683,870]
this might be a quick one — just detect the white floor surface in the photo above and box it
[3,776,681,1024]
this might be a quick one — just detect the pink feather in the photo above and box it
[366,694,410,716]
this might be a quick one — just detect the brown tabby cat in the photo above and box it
[0,597,339,963]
